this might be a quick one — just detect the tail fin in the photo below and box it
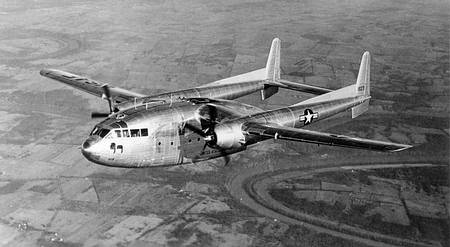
[265,38,281,82]
[261,38,281,100]
[262,38,334,100]
[352,51,371,118]
[355,51,370,96]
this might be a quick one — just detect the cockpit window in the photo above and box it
[105,128,149,138]
[98,129,110,138]
[90,126,111,138]
[141,129,148,136]
[90,127,100,136]
[130,129,140,137]
[115,130,122,138]
[123,129,130,138]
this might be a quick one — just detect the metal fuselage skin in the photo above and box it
[81,100,262,167]
[82,79,267,167]
[81,86,368,168]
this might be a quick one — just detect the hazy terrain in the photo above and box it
[0,0,448,246]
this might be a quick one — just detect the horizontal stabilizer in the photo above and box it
[270,79,332,95]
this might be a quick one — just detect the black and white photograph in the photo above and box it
[0,0,448,246]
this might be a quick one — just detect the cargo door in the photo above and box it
[154,122,182,165]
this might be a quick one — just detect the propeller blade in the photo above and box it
[91,112,109,118]
[201,142,208,153]
[197,104,218,124]
[219,148,231,166]
[210,105,217,123]
[102,84,111,99]
[191,141,209,163]
[102,85,114,114]
[222,154,230,166]
[184,122,206,137]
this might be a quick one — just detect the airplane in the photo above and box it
[40,38,412,168]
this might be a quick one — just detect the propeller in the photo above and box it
[183,104,231,165]
[103,84,114,113]
[91,112,110,118]
[91,85,115,118]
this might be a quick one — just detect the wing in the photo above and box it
[244,123,412,152]
[40,69,146,103]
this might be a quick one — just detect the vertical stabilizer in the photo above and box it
[265,38,281,82]
[261,38,281,100]
[355,51,370,96]
[352,51,371,118]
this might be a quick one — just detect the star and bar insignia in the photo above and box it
[299,108,318,125]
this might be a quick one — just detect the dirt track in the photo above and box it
[227,161,443,247]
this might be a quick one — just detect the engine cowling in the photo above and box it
[213,123,246,149]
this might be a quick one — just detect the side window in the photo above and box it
[123,129,130,138]
[130,129,140,137]
[115,130,122,138]
[141,128,148,136]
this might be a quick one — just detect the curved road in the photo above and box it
[226,162,441,247]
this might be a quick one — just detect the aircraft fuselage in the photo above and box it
[81,95,368,168]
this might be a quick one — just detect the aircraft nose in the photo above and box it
[81,136,100,158]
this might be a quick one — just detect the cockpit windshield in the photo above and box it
[90,127,99,136]
[98,129,110,138]
[90,126,110,138]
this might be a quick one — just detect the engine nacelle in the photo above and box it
[214,123,246,149]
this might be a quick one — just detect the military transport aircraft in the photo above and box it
[40,38,412,167]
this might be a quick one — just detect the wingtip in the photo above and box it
[40,69,50,76]
[390,144,413,152]
[40,68,58,76]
